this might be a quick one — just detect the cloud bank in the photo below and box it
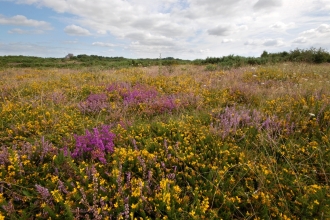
[0,0,330,58]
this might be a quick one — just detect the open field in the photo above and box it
[0,63,329,219]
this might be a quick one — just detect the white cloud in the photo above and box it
[8,28,44,34]
[317,24,330,33]
[0,14,52,30]
[97,30,107,35]
[244,38,284,47]
[301,29,316,37]
[0,42,53,56]
[16,0,69,13]
[253,0,282,11]
[269,22,284,29]
[208,25,232,36]
[131,18,157,29]
[307,0,330,17]
[300,24,330,37]
[125,32,176,46]
[238,25,248,31]
[63,40,78,44]
[183,0,249,18]
[208,24,248,36]
[294,24,330,49]
[263,39,283,46]
[64,24,91,36]
[244,39,262,46]
[292,37,307,44]
[127,43,185,57]
[199,49,211,53]
[222,39,235,43]
[269,22,295,30]
[92,42,116,47]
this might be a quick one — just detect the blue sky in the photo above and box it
[0,0,330,59]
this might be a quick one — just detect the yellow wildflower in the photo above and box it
[201,197,209,213]
[0,194,4,204]
[51,190,63,203]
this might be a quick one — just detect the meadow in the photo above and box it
[0,63,329,219]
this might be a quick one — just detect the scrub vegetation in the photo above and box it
[0,52,329,219]
[1,47,329,70]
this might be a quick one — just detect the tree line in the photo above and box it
[0,47,329,69]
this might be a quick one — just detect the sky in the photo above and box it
[0,0,330,59]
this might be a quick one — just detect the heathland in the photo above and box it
[0,52,329,219]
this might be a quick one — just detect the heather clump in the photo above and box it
[71,125,115,163]
[120,84,158,106]
[106,82,179,115]
[210,106,295,141]
[77,93,108,114]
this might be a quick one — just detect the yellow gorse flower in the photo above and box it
[200,197,209,213]
[51,190,63,203]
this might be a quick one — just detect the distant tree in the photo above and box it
[314,47,329,63]
[261,51,268,58]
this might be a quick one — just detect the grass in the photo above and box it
[0,63,329,219]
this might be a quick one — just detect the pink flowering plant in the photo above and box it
[71,125,115,163]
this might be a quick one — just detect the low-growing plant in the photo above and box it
[205,64,217,71]
[77,93,108,114]
[0,63,329,219]
[71,125,115,163]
